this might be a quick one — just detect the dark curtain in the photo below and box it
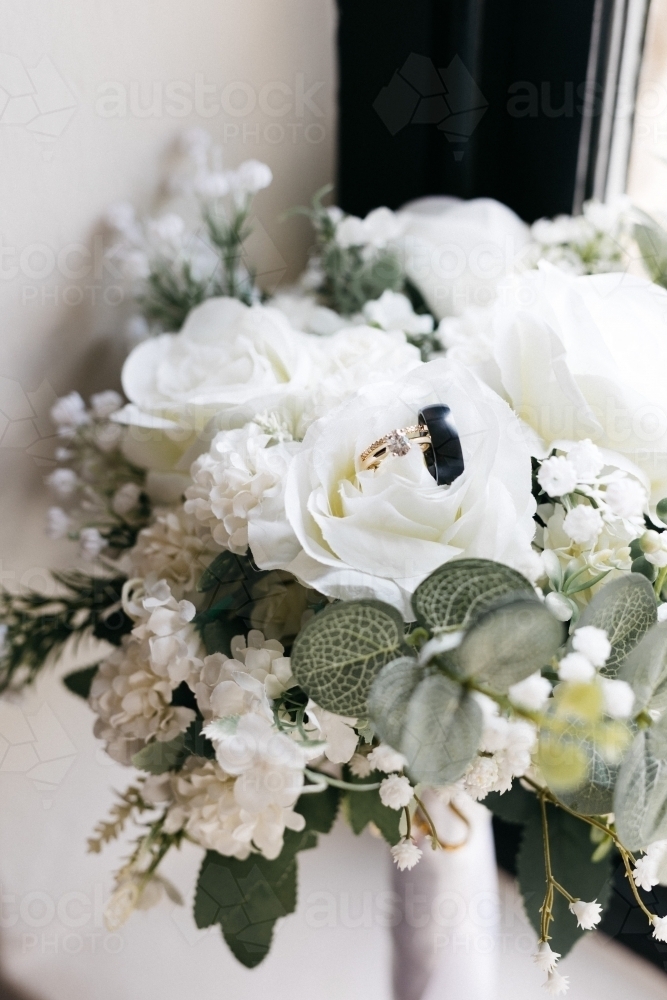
[336,0,598,221]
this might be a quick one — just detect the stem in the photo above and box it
[539,793,555,941]
[303,768,381,792]
[655,564,667,598]
[413,793,470,851]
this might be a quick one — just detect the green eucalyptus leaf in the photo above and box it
[456,593,565,691]
[290,600,406,716]
[131,733,188,774]
[575,575,657,677]
[368,655,423,750]
[614,714,667,851]
[400,673,482,785]
[556,735,619,815]
[619,622,667,716]
[411,558,534,633]
[656,497,667,525]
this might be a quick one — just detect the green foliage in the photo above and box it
[411,558,534,634]
[455,593,565,691]
[556,735,619,815]
[575,574,657,677]
[0,572,131,694]
[400,674,482,785]
[290,600,407,716]
[194,551,318,654]
[634,214,667,289]
[295,785,340,833]
[183,716,216,760]
[619,621,667,715]
[368,656,423,750]
[131,734,189,774]
[194,828,317,968]
[517,802,613,956]
[614,714,667,850]
[342,769,402,845]
[63,664,99,699]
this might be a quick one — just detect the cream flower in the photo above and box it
[391,838,423,871]
[250,359,536,618]
[129,507,219,595]
[466,264,667,508]
[397,196,532,318]
[114,296,314,472]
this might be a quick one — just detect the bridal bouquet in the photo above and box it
[5,128,667,993]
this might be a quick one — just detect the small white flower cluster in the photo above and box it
[169,128,273,205]
[633,839,667,891]
[47,390,145,560]
[90,577,203,763]
[463,695,537,800]
[532,892,603,995]
[334,206,404,255]
[536,440,648,619]
[557,626,635,719]
[530,197,631,276]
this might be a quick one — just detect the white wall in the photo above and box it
[0,0,337,577]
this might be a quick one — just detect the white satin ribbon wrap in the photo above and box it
[392,792,499,1000]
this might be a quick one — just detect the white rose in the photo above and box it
[397,197,533,319]
[114,296,314,472]
[471,263,667,505]
[249,359,536,618]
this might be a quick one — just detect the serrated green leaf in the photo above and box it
[131,734,188,774]
[575,575,657,677]
[517,805,613,957]
[484,780,541,824]
[290,600,406,716]
[194,828,317,968]
[183,717,216,760]
[614,714,667,850]
[63,664,98,699]
[197,551,252,592]
[456,593,565,691]
[295,785,340,833]
[619,622,667,715]
[411,558,534,633]
[400,673,482,785]
[368,656,423,750]
[343,769,401,845]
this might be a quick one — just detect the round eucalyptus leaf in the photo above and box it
[619,621,667,715]
[411,558,534,633]
[368,656,423,751]
[576,574,657,677]
[557,733,620,815]
[457,593,566,691]
[615,715,667,851]
[290,600,406,716]
[400,673,482,785]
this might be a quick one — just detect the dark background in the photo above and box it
[336,0,598,221]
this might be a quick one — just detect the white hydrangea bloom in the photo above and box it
[130,508,219,596]
[305,702,358,764]
[189,630,294,718]
[164,758,304,861]
[90,577,204,762]
[185,424,299,554]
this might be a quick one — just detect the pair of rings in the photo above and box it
[359,404,464,486]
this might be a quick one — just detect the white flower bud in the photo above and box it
[545,591,575,622]
[379,774,414,810]
[46,468,78,497]
[367,744,406,774]
[533,941,560,974]
[568,898,602,929]
[537,456,578,497]
[79,527,105,560]
[390,838,422,871]
[562,504,603,545]
[566,439,604,481]
[600,678,635,719]
[90,390,123,420]
[508,672,552,711]
[558,652,596,682]
[51,391,89,428]
[46,507,72,539]
[571,626,611,667]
